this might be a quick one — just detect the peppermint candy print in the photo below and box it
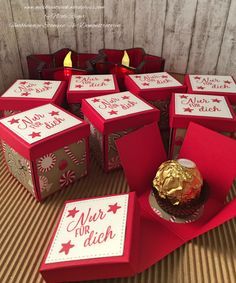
[151,207,163,218]
[37,153,56,172]
[60,170,76,188]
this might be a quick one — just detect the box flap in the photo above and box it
[169,93,236,132]
[82,92,160,134]
[116,123,167,195]
[179,122,236,201]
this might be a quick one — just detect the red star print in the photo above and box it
[122,95,130,100]
[8,118,19,124]
[67,207,79,218]
[108,110,118,115]
[19,81,28,85]
[212,98,221,103]
[107,203,121,214]
[180,95,188,99]
[104,78,111,82]
[184,107,194,113]
[161,75,168,78]
[49,111,59,116]
[59,240,75,255]
[92,98,100,103]
[44,81,52,85]
[21,92,30,96]
[142,82,149,86]
[197,86,204,90]
[224,80,231,84]
[194,76,201,80]
[29,132,41,138]
[75,84,83,88]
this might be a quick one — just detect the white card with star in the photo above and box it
[85,91,153,120]
[128,72,182,89]
[1,80,62,98]
[69,75,116,91]
[0,104,81,144]
[45,194,129,263]
[174,93,233,118]
[189,75,236,93]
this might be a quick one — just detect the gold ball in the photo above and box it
[153,159,203,205]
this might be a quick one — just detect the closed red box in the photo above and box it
[40,192,140,282]
[169,93,236,158]
[184,75,236,111]
[0,79,67,117]
[125,72,187,129]
[81,91,160,171]
[0,104,90,201]
[67,74,119,117]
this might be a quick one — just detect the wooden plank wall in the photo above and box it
[0,0,235,93]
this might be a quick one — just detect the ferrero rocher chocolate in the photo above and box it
[153,159,203,206]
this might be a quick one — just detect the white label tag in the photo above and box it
[0,104,81,144]
[85,91,153,120]
[128,72,182,89]
[189,75,236,93]
[45,194,129,263]
[2,80,62,98]
[174,93,233,118]
[69,75,116,91]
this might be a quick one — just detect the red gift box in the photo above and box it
[81,91,160,171]
[0,79,67,117]
[40,192,140,282]
[169,93,236,158]
[0,104,90,201]
[184,75,236,109]
[125,72,187,129]
[67,74,119,117]
[40,123,236,282]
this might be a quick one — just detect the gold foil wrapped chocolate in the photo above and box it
[153,159,203,205]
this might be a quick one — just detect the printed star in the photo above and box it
[184,107,194,113]
[8,118,19,124]
[19,81,28,85]
[180,95,188,99]
[122,95,130,100]
[67,207,79,218]
[21,92,30,96]
[212,98,221,103]
[224,80,231,84]
[49,111,59,116]
[104,78,111,82]
[44,81,52,85]
[75,84,83,88]
[194,76,201,80]
[59,240,75,255]
[92,98,100,103]
[197,86,204,90]
[161,75,168,78]
[108,110,118,115]
[107,202,121,214]
[29,132,41,138]
[142,82,149,86]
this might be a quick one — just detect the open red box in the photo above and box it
[40,122,236,282]
[67,74,119,117]
[184,75,236,108]
[125,72,187,129]
[0,79,67,117]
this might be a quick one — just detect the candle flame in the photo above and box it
[121,50,130,67]
[63,51,72,67]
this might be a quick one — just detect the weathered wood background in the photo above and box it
[0,0,235,93]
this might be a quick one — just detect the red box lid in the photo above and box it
[125,72,187,100]
[40,192,140,282]
[169,93,236,132]
[0,104,90,160]
[184,75,236,104]
[67,74,119,103]
[81,91,160,134]
[0,80,67,111]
